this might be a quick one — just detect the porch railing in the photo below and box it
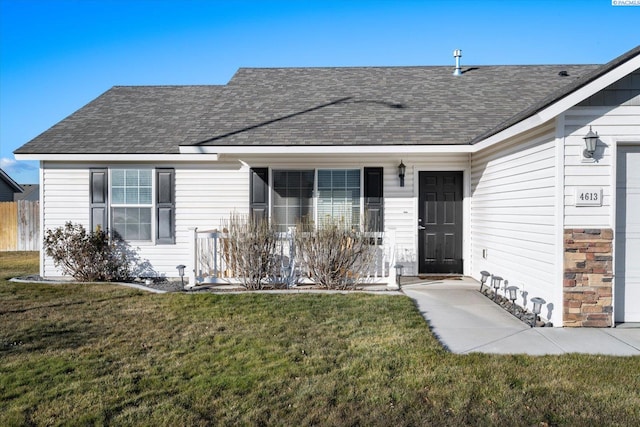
[188,228,394,286]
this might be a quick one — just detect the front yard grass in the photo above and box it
[1,251,639,425]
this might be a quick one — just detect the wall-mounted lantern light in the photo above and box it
[582,126,598,159]
[530,297,546,327]
[398,160,406,187]
[176,264,186,286]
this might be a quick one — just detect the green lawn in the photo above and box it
[1,252,639,426]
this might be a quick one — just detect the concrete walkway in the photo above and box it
[402,278,640,356]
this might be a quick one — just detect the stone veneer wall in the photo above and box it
[563,229,613,327]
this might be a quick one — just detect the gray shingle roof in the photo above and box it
[14,46,639,155]
[469,44,640,144]
[191,64,599,147]
[16,86,225,154]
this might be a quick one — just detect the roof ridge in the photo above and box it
[111,84,226,88]
[235,63,601,71]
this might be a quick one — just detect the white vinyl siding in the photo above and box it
[563,106,640,228]
[41,164,90,277]
[40,162,249,279]
[40,154,471,280]
[470,122,559,324]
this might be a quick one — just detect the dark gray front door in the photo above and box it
[418,171,463,274]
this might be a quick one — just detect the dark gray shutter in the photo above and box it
[90,168,108,232]
[364,167,384,232]
[250,168,269,221]
[156,168,175,244]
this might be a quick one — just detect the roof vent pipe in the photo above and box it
[453,49,462,76]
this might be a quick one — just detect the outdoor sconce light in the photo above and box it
[491,275,503,301]
[583,126,598,159]
[506,286,519,313]
[395,263,404,286]
[176,264,186,286]
[479,271,490,291]
[398,160,406,187]
[530,297,546,327]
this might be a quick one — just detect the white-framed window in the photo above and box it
[110,169,153,241]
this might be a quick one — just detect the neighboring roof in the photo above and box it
[0,168,23,193]
[14,184,39,201]
[14,46,639,155]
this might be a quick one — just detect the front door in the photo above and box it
[418,171,463,274]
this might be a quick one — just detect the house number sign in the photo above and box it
[575,187,602,207]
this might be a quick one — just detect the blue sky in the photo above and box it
[1,0,638,184]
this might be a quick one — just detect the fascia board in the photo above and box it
[14,153,220,162]
[179,144,474,154]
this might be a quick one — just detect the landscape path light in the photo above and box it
[176,264,186,286]
[479,271,490,291]
[506,286,519,313]
[491,275,503,302]
[530,297,546,327]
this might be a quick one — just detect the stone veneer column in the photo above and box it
[563,229,613,327]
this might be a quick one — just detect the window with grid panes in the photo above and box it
[111,169,153,241]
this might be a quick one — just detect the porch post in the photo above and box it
[188,227,197,286]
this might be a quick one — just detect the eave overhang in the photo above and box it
[14,153,219,162]
[178,144,474,155]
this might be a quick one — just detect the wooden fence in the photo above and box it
[0,201,39,251]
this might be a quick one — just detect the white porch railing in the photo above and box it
[187,228,394,286]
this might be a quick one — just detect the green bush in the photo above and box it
[43,222,132,282]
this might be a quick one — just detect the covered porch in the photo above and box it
[187,227,395,287]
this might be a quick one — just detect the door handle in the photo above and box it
[418,225,426,230]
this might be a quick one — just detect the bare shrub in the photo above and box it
[221,214,279,289]
[43,222,132,282]
[294,218,376,290]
